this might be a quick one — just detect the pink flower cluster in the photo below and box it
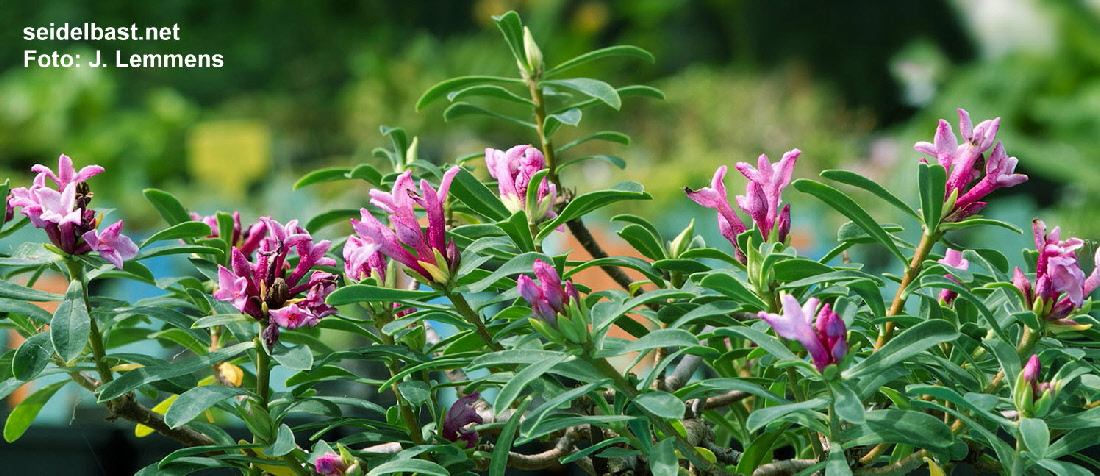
[759,294,847,372]
[213,217,337,345]
[686,149,799,261]
[517,259,580,327]
[1013,220,1100,328]
[914,109,1027,221]
[9,154,137,268]
[349,167,461,287]
[314,452,349,476]
[485,145,557,223]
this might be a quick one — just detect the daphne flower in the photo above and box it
[517,259,579,327]
[314,452,348,476]
[485,145,557,223]
[343,235,385,282]
[30,154,104,190]
[686,150,799,261]
[442,392,483,448]
[1013,220,1098,329]
[1014,355,1058,418]
[212,217,337,345]
[914,109,1026,222]
[758,294,847,372]
[938,248,969,305]
[81,220,138,269]
[351,167,461,286]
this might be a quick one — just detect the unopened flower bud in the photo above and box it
[522,26,543,76]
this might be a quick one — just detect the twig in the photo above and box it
[752,459,818,476]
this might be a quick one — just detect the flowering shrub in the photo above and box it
[2,11,1100,476]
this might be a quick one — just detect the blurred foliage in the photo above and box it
[5,0,1097,246]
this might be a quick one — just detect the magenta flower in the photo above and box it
[686,149,799,261]
[3,193,12,225]
[30,154,104,190]
[442,392,483,448]
[342,234,386,283]
[314,452,348,476]
[1013,220,1099,329]
[9,154,136,266]
[914,109,1026,222]
[212,217,337,345]
[81,220,138,269]
[485,145,557,223]
[350,166,461,287]
[938,248,969,305]
[758,294,847,372]
[517,259,580,327]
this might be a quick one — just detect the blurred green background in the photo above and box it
[3,0,1099,257]
[3,1,1100,472]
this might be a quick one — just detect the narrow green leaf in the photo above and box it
[4,380,67,442]
[326,285,439,306]
[826,444,853,476]
[12,332,52,381]
[698,271,767,310]
[293,167,351,190]
[490,397,532,476]
[617,224,666,260]
[51,280,90,363]
[857,409,954,449]
[940,217,1024,234]
[349,163,383,187]
[191,313,250,329]
[0,297,53,324]
[634,391,685,419]
[595,328,700,358]
[136,244,222,260]
[543,78,621,109]
[545,45,655,77]
[367,459,451,476]
[449,169,511,221]
[794,179,906,263]
[447,84,532,106]
[747,398,828,432]
[165,385,252,428]
[917,163,947,230]
[143,188,192,226]
[98,342,254,402]
[650,437,677,476]
[304,208,359,234]
[141,222,215,249]
[271,343,313,372]
[556,131,630,154]
[844,320,958,379]
[416,75,525,110]
[443,102,535,129]
[461,252,553,293]
[537,182,650,241]
[492,10,526,68]
[1020,417,1049,458]
[822,169,920,220]
[0,280,63,302]
[1036,459,1092,476]
[264,424,296,457]
[556,154,627,172]
[518,380,609,443]
[500,211,535,252]
[713,326,800,363]
[829,380,865,425]
[494,353,570,414]
[544,108,582,136]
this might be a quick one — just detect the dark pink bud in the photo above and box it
[442,392,483,448]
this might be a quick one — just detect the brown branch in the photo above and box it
[854,450,927,475]
[566,218,638,293]
[752,458,818,476]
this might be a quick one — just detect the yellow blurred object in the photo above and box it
[572,1,609,35]
[111,363,143,372]
[239,440,297,476]
[187,120,270,199]
[135,395,177,437]
[924,456,945,476]
[216,362,245,387]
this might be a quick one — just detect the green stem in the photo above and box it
[253,336,271,410]
[789,367,824,460]
[585,355,734,476]
[876,230,941,350]
[377,312,427,447]
[448,292,503,352]
[63,259,113,384]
